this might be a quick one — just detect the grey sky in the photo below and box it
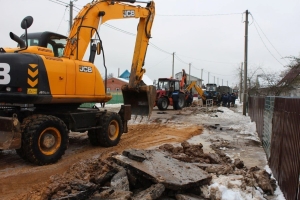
[0,0,299,87]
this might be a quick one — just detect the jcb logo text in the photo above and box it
[123,10,135,18]
[79,66,93,73]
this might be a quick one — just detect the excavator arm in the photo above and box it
[185,81,206,102]
[63,0,156,117]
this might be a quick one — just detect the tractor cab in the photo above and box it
[157,78,180,97]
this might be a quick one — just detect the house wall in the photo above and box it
[106,78,127,92]
[175,72,203,86]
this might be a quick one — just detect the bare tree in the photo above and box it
[107,73,114,79]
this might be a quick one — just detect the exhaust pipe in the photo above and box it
[9,32,25,48]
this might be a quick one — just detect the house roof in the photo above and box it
[116,75,153,85]
[119,70,130,79]
[277,65,300,86]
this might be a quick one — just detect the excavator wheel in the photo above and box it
[173,93,185,110]
[16,114,42,161]
[17,115,69,165]
[157,97,169,110]
[89,112,123,147]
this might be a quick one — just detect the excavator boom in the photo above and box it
[63,0,156,117]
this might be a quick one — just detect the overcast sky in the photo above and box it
[0,0,299,87]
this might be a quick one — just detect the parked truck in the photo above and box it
[0,0,156,165]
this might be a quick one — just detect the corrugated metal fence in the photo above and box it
[249,96,300,200]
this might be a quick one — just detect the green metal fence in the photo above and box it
[79,92,124,108]
[108,92,124,104]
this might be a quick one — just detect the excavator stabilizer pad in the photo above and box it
[0,116,21,149]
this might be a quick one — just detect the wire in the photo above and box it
[176,53,236,65]
[150,55,172,68]
[251,15,289,65]
[55,0,68,5]
[174,55,189,65]
[149,42,171,55]
[49,0,68,7]
[157,13,242,17]
[73,5,81,11]
[57,6,68,32]
[252,21,284,66]
[103,23,136,36]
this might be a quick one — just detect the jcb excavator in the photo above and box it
[0,0,155,165]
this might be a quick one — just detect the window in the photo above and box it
[174,81,180,90]
[107,88,111,92]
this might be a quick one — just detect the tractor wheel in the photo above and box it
[157,98,169,110]
[177,93,185,109]
[89,112,123,147]
[18,115,69,165]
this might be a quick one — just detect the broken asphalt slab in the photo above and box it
[113,149,212,190]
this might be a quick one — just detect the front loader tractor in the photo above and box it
[154,78,186,110]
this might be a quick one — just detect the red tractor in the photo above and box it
[154,78,186,110]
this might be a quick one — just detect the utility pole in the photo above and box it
[243,10,249,116]
[217,78,219,86]
[201,69,203,87]
[240,62,243,103]
[208,72,210,83]
[227,81,228,86]
[172,52,175,78]
[69,1,73,32]
[189,63,191,84]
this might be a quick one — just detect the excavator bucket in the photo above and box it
[0,114,21,149]
[122,85,156,118]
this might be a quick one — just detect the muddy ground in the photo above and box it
[0,105,268,199]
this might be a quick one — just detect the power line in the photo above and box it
[49,0,68,7]
[251,16,289,65]
[174,55,189,65]
[157,13,242,17]
[149,42,171,55]
[103,23,136,36]
[252,21,284,66]
[176,53,236,65]
[98,18,241,79]
[55,0,68,6]
[57,6,68,32]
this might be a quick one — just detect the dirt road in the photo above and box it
[0,105,266,199]
[0,107,203,200]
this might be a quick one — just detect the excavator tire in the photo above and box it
[173,93,185,110]
[90,112,123,147]
[157,97,169,110]
[17,115,69,165]
[16,114,42,161]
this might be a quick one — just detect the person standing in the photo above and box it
[227,92,232,108]
[231,93,236,107]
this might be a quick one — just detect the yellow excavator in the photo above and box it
[185,81,206,104]
[0,0,155,165]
